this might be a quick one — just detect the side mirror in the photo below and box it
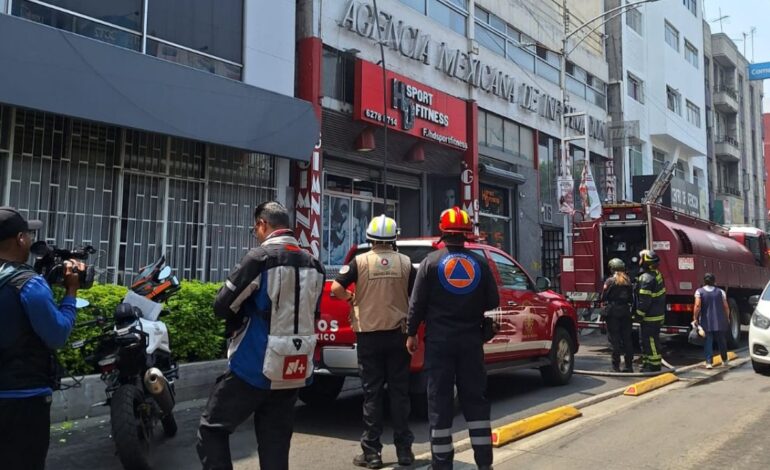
[536,276,551,292]
[749,295,760,308]
[158,266,172,281]
[75,298,90,309]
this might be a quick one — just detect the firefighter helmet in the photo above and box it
[608,258,626,272]
[438,206,473,234]
[639,249,660,267]
[366,214,398,242]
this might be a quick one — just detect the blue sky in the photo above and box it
[703,0,769,110]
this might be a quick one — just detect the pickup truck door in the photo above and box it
[484,250,526,360]
[487,251,550,358]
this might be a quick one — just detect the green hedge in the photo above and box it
[58,282,224,375]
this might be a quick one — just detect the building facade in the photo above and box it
[607,0,708,217]
[703,24,766,228]
[765,113,770,228]
[0,0,319,283]
[296,0,610,285]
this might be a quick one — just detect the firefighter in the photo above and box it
[636,249,666,372]
[601,258,634,372]
[331,214,415,469]
[406,207,500,470]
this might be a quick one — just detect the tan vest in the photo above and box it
[350,245,411,333]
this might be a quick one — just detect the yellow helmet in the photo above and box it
[366,214,398,242]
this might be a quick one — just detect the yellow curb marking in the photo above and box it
[624,372,679,396]
[708,351,738,367]
[491,405,582,448]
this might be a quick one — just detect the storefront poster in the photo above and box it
[354,60,468,151]
[558,176,574,214]
[324,196,350,265]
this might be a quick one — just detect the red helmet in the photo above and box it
[439,206,473,234]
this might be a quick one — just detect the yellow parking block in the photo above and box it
[624,372,679,396]
[491,405,582,447]
[710,351,738,366]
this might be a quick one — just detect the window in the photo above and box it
[627,73,644,103]
[626,1,642,34]
[666,86,681,114]
[665,21,679,51]
[629,145,644,176]
[489,252,530,290]
[683,0,697,16]
[686,100,701,127]
[148,0,244,63]
[43,0,143,30]
[322,46,355,103]
[478,110,533,161]
[428,0,467,35]
[653,149,666,174]
[685,41,698,68]
[538,133,559,208]
[479,185,511,251]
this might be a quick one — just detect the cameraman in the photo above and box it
[0,208,84,470]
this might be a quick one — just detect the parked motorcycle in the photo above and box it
[72,256,181,470]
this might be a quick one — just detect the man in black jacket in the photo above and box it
[406,207,499,470]
[0,208,83,470]
[197,202,325,470]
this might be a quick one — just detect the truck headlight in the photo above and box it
[752,311,770,330]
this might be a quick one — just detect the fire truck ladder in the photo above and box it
[642,160,676,205]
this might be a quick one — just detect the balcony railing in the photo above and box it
[717,185,741,196]
[715,85,738,99]
[716,135,740,148]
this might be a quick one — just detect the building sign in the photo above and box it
[340,0,606,144]
[748,62,770,81]
[605,120,641,148]
[354,59,468,150]
[632,176,700,217]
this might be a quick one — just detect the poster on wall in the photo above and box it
[325,196,350,265]
[430,176,460,235]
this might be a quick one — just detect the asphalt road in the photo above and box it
[46,331,727,469]
[490,358,768,470]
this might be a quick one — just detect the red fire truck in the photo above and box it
[561,202,770,348]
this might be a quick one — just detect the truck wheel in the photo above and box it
[111,384,151,470]
[540,327,575,386]
[727,298,741,349]
[299,375,345,406]
[752,360,770,375]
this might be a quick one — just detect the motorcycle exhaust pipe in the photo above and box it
[143,367,175,416]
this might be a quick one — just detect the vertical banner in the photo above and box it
[604,158,616,203]
[462,101,480,233]
[579,162,602,220]
[558,142,574,214]
[294,37,323,257]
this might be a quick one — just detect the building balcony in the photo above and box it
[716,185,741,197]
[715,135,741,162]
[713,86,739,114]
[711,36,739,67]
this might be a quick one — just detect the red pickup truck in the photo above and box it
[300,239,579,415]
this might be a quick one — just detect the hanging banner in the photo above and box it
[579,163,602,220]
[558,176,574,214]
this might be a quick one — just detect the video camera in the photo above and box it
[31,241,96,289]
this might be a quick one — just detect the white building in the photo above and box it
[608,0,708,217]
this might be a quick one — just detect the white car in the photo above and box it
[749,290,770,374]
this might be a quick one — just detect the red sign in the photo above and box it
[354,60,468,150]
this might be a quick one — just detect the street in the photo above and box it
[47,332,725,469]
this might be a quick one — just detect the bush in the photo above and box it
[57,282,224,375]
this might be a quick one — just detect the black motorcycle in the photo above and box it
[72,256,181,470]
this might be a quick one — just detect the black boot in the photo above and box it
[396,447,415,466]
[612,357,621,372]
[353,452,383,469]
[623,356,634,372]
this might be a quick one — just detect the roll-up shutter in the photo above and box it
[325,158,421,190]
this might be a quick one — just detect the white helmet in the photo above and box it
[366,214,398,242]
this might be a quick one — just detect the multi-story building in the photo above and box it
[606,0,708,218]
[0,0,318,283]
[703,24,765,227]
[296,0,610,286]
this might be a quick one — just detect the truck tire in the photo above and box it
[110,384,151,470]
[540,327,575,386]
[727,298,741,349]
[299,375,345,406]
[752,360,770,375]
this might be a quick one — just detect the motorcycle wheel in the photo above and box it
[111,384,152,470]
[161,413,177,437]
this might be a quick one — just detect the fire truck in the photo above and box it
[561,163,770,348]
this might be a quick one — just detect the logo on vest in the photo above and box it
[283,355,308,380]
[438,252,480,294]
[292,338,303,351]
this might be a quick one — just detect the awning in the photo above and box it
[479,163,526,185]
[0,14,318,161]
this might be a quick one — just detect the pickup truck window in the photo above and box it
[489,252,530,291]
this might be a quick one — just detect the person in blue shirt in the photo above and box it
[0,207,84,470]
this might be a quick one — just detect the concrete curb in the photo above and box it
[52,359,227,423]
[491,406,581,448]
[623,372,679,396]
